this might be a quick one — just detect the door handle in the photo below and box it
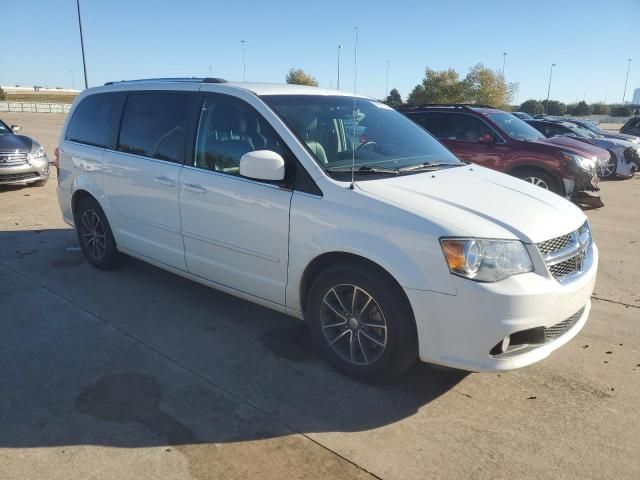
[183,182,207,193]
[155,176,176,187]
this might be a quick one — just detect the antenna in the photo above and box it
[350,26,358,190]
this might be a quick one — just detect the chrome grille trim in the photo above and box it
[537,222,592,282]
[0,150,28,167]
[545,307,585,341]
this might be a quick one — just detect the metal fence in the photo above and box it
[0,102,72,113]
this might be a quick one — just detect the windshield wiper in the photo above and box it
[325,165,399,174]
[397,162,460,173]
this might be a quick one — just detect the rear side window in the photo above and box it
[117,93,190,163]
[66,93,122,147]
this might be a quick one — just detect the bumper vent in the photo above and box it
[544,307,585,341]
[0,172,39,182]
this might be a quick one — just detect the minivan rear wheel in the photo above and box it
[75,197,122,270]
[307,264,418,382]
[513,168,560,194]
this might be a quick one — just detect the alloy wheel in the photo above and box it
[599,159,616,178]
[320,284,388,366]
[523,176,550,189]
[80,210,107,260]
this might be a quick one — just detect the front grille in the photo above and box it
[545,307,584,340]
[538,233,572,257]
[0,150,28,167]
[0,172,38,182]
[537,222,591,282]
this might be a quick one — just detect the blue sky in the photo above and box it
[1,0,638,104]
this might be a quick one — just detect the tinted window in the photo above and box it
[118,93,189,163]
[408,111,447,138]
[66,93,122,147]
[194,94,291,177]
[438,113,495,142]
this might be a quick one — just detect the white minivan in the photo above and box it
[56,78,598,381]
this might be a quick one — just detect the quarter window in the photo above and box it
[118,93,189,163]
[66,93,122,147]
[193,94,290,178]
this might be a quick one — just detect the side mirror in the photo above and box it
[11,125,21,133]
[478,133,494,145]
[240,150,285,181]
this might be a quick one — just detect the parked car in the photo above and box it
[526,119,640,178]
[57,79,598,381]
[620,116,640,137]
[511,112,534,120]
[0,118,50,186]
[563,119,639,144]
[397,104,606,197]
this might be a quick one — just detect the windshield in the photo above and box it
[559,122,597,138]
[486,112,545,141]
[0,120,11,134]
[261,95,463,176]
[579,122,605,135]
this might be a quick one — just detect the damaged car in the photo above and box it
[526,119,640,179]
[397,105,607,198]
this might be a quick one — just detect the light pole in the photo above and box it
[337,45,342,90]
[75,0,88,89]
[622,58,632,104]
[385,59,390,100]
[70,70,75,90]
[240,40,246,81]
[545,63,556,114]
[502,52,507,78]
[208,65,212,77]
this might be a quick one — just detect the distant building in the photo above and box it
[633,88,640,105]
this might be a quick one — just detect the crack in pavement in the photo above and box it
[591,295,640,309]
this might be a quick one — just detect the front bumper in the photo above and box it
[0,157,50,185]
[405,243,598,372]
[563,168,599,196]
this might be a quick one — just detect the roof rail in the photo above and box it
[104,77,227,86]
[396,103,497,111]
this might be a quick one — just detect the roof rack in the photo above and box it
[396,103,497,111]
[104,77,227,86]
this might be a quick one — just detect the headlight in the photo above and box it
[578,221,592,247]
[27,143,46,161]
[440,238,533,282]
[561,151,596,171]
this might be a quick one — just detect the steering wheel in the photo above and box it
[356,141,377,152]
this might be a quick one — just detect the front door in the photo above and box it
[179,93,293,305]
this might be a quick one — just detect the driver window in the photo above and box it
[194,95,289,176]
[444,114,494,142]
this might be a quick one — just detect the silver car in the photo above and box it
[0,119,50,187]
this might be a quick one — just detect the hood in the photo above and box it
[0,134,33,152]
[356,165,585,244]
[536,135,609,160]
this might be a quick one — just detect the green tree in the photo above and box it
[610,105,632,116]
[519,99,544,115]
[385,88,402,105]
[541,100,567,116]
[0,86,6,101]
[463,63,513,108]
[285,68,319,87]
[407,68,467,104]
[591,103,610,115]
[573,101,592,116]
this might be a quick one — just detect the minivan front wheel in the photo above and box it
[75,197,122,270]
[307,264,418,382]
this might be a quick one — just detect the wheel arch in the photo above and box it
[507,163,565,195]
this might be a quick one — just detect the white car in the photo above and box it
[56,79,598,381]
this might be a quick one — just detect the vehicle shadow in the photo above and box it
[0,228,467,450]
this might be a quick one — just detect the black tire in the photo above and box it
[75,197,122,270]
[306,264,418,382]
[512,168,561,195]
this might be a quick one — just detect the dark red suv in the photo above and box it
[397,105,608,196]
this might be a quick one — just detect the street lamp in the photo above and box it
[240,40,246,81]
[385,59,390,99]
[545,63,556,114]
[208,65,213,77]
[622,58,632,104]
[75,0,88,89]
[502,52,507,78]
[337,45,342,90]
